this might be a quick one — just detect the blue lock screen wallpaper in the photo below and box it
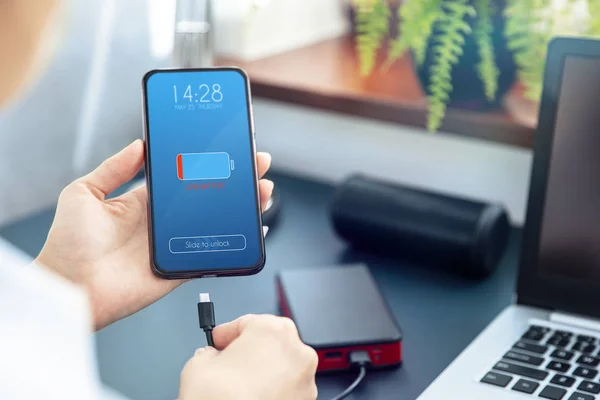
[144,69,263,273]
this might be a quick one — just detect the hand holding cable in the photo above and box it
[195,293,370,400]
[185,303,319,400]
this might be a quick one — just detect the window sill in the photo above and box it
[218,36,536,149]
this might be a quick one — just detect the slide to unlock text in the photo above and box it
[169,234,247,253]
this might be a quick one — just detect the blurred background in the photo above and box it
[5,0,596,227]
[2,0,600,399]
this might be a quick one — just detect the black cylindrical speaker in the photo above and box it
[330,175,510,279]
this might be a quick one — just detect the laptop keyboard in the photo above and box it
[480,325,600,399]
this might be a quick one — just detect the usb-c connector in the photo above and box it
[198,293,215,347]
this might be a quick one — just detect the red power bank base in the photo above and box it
[276,264,403,372]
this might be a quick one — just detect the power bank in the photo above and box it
[276,264,403,372]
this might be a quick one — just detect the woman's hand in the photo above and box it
[179,315,318,400]
[36,140,273,330]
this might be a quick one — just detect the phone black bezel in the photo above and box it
[141,67,266,280]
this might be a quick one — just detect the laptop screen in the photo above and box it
[538,56,600,282]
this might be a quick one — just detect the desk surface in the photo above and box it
[0,172,520,400]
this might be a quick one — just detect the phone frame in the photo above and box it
[141,67,266,279]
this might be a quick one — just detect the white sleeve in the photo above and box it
[0,238,108,400]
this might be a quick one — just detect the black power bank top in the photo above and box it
[276,264,403,372]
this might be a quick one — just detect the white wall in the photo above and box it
[253,99,534,226]
[214,0,349,61]
[146,0,349,62]
[0,0,152,226]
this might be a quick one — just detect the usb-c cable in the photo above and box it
[198,293,215,347]
[330,350,371,400]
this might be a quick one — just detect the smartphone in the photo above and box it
[142,68,265,279]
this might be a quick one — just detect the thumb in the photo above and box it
[212,315,253,350]
[80,139,144,199]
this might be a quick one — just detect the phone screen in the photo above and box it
[143,69,264,277]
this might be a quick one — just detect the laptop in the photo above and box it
[418,37,600,400]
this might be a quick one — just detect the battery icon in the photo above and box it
[176,152,235,180]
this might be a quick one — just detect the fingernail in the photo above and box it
[264,179,274,192]
[258,152,272,163]
[194,348,206,356]
[124,139,142,151]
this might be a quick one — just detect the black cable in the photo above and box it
[198,293,216,347]
[205,329,215,347]
[328,365,367,400]
[328,350,371,400]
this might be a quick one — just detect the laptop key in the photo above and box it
[531,326,552,334]
[573,367,599,379]
[480,371,513,388]
[574,342,597,354]
[578,381,600,395]
[539,385,568,400]
[513,379,540,394]
[577,355,600,367]
[504,351,545,366]
[583,345,597,354]
[577,335,596,344]
[555,330,573,338]
[550,374,575,388]
[493,361,549,380]
[515,341,549,355]
[546,361,571,372]
[523,329,546,342]
[551,350,575,361]
[568,392,596,400]
[548,336,571,348]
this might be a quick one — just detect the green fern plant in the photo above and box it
[384,0,443,68]
[473,0,499,101]
[427,0,475,131]
[354,0,600,132]
[355,0,391,76]
[503,0,553,101]
[591,0,600,33]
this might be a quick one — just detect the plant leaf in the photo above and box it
[427,0,474,132]
[474,0,499,101]
[355,0,391,76]
[385,0,443,69]
[504,0,554,101]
